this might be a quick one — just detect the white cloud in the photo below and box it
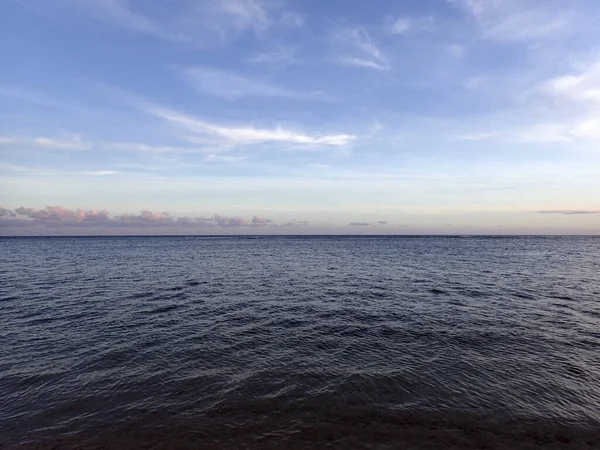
[454,132,499,141]
[338,57,389,71]
[246,46,297,65]
[105,143,190,153]
[0,136,90,150]
[390,17,412,34]
[183,67,299,100]
[449,0,574,42]
[514,59,600,144]
[385,16,434,35]
[0,86,77,111]
[76,170,119,176]
[146,106,356,148]
[457,56,600,145]
[206,154,246,163]
[19,0,302,45]
[514,123,573,144]
[331,24,390,71]
[543,61,600,104]
[279,11,304,27]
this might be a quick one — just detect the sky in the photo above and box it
[1,0,600,235]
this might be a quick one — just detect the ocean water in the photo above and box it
[1,236,599,449]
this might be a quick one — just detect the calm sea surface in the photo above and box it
[1,236,599,449]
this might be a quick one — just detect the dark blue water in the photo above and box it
[1,236,599,449]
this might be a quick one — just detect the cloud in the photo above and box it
[281,220,309,227]
[247,46,297,65]
[76,170,119,176]
[349,222,370,226]
[389,17,412,34]
[106,142,202,153]
[182,67,299,100]
[0,207,17,217]
[14,206,110,224]
[331,24,390,71]
[384,16,434,35]
[205,154,246,163]
[514,123,573,144]
[0,206,280,229]
[251,216,272,225]
[19,0,302,46]
[378,221,388,224]
[544,63,600,104]
[147,106,356,148]
[454,132,500,141]
[0,136,90,150]
[446,44,465,58]
[513,59,600,144]
[448,0,574,42]
[338,57,388,71]
[0,86,78,111]
[0,163,118,177]
[115,210,172,224]
[536,210,599,215]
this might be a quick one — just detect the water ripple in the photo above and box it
[1,236,599,449]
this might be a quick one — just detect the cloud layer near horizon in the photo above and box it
[0,206,282,229]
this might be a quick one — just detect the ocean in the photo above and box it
[1,236,599,449]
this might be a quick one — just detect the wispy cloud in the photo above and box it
[544,62,600,104]
[205,154,246,163]
[247,46,297,65]
[0,162,58,176]
[281,220,309,227]
[536,210,599,215]
[146,106,356,148]
[384,16,434,35]
[349,222,370,226]
[515,59,600,144]
[105,142,202,153]
[448,0,575,42]
[0,86,78,111]
[338,57,388,71]
[331,24,390,71]
[455,56,600,145]
[454,132,500,141]
[76,170,119,176]
[182,67,299,100]
[0,136,90,150]
[19,0,302,46]
[0,163,119,177]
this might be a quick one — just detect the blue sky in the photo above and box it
[1,0,599,235]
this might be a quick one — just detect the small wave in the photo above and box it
[143,304,182,315]
[429,288,448,295]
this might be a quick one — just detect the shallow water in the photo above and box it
[1,236,599,449]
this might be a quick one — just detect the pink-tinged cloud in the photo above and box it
[14,205,109,223]
[116,210,171,223]
[251,216,272,225]
[213,214,249,227]
[0,206,279,229]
